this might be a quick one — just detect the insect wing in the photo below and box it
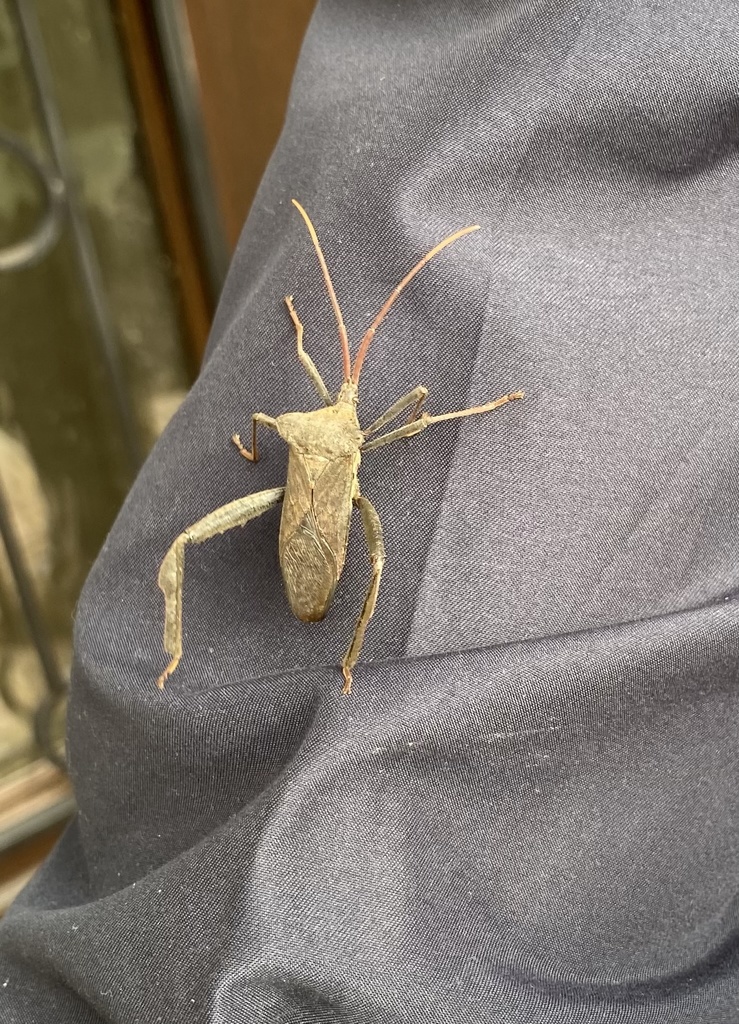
[279,452,356,621]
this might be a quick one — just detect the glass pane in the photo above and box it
[0,0,191,790]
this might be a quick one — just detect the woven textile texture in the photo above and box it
[1,1,738,1020]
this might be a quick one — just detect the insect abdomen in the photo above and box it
[279,451,357,621]
[280,506,338,620]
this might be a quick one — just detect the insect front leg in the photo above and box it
[284,295,333,406]
[361,390,525,452]
[341,495,386,695]
[156,486,285,688]
[232,413,278,462]
[363,386,428,438]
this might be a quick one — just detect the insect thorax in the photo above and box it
[276,402,363,458]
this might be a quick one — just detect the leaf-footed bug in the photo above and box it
[156,200,524,693]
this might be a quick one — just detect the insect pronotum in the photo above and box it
[156,200,524,693]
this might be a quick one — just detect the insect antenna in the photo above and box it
[292,199,352,382]
[351,223,480,384]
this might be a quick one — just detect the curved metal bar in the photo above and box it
[9,0,144,473]
[0,476,67,767]
[0,481,65,698]
[0,650,25,719]
[0,129,65,272]
[32,693,67,771]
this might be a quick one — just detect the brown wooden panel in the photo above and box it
[114,0,213,367]
[183,0,316,251]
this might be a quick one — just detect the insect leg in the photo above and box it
[232,413,278,462]
[285,295,333,406]
[156,486,285,688]
[363,386,428,438]
[362,390,524,452]
[341,495,385,695]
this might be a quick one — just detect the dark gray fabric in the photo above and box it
[2,0,738,1020]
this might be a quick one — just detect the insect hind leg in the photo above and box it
[341,495,385,694]
[157,486,285,687]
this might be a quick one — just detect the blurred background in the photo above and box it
[0,0,314,910]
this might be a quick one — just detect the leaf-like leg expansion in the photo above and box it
[232,413,278,462]
[156,486,285,688]
[363,386,428,438]
[362,390,525,452]
[341,495,385,695]
[285,295,332,406]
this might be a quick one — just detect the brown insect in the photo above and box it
[156,200,523,693]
